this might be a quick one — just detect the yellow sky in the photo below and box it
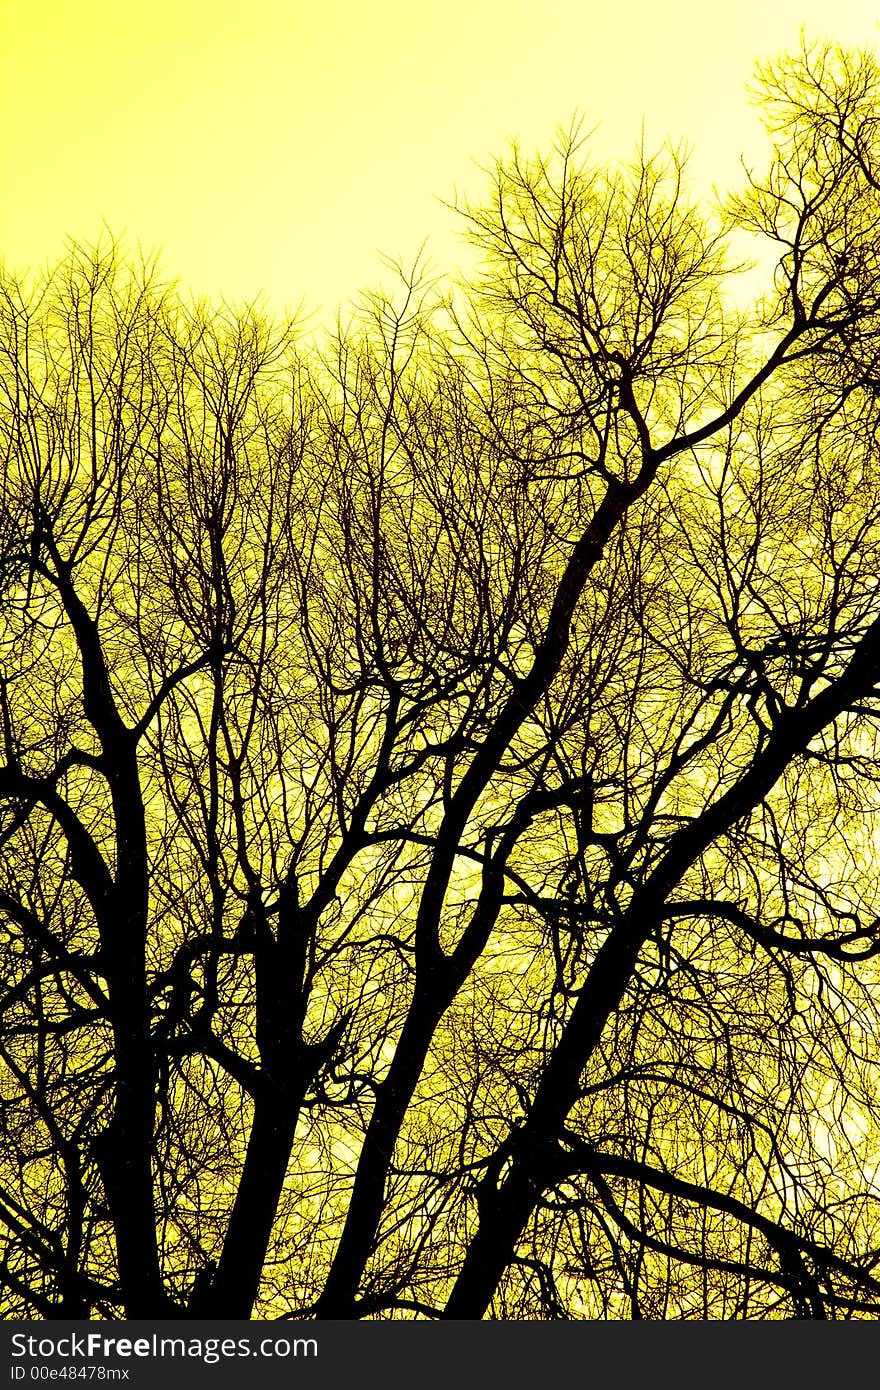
[2,1,878,321]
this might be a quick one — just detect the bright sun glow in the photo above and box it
[2,0,878,318]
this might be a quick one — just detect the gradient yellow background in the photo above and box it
[1,1,878,319]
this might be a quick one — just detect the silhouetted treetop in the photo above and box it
[3,40,880,1320]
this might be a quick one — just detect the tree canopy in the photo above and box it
[3,42,880,1319]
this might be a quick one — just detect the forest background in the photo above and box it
[4,3,880,1320]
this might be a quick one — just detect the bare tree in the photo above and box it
[3,40,880,1320]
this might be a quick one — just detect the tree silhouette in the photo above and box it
[3,41,880,1319]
